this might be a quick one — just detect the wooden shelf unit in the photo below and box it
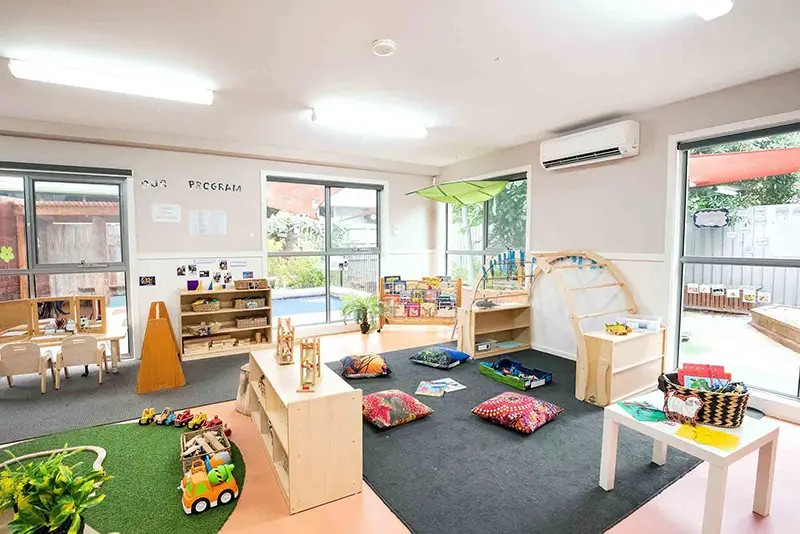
[179,288,272,359]
[248,349,362,514]
[456,304,532,359]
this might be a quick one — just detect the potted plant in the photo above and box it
[0,448,112,534]
[341,294,385,334]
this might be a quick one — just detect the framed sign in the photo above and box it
[693,208,730,228]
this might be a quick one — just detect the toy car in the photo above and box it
[173,410,193,427]
[165,412,177,426]
[187,412,208,430]
[155,407,174,425]
[181,463,238,515]
[203,415,232,437]
[138,408,156,425]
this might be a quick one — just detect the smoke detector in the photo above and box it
[372,39,397,57]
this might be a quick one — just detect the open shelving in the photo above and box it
[457,304,532,359]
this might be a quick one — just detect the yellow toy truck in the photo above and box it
[181,461,238,515]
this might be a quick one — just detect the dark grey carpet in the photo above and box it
[0,355,247,445]
[329,346,702,534]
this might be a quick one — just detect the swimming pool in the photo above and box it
[272,295,343,317]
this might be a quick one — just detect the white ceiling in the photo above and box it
[1,0,800,168]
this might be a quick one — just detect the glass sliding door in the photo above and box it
[676,124,800,398]
[266,178,381,325]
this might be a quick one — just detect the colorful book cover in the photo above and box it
[430,378,466,392]
[415,381,445,397]
[410,288,426,303]
[393,281,407,295]
[421,302,436,317]
[424,289,438,302]
[407,303,421,317]
[422,276,441,289]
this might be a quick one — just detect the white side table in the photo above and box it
[600,391,779,534]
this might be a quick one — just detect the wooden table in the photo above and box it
[0,331,126,374]
[600,391,780,534]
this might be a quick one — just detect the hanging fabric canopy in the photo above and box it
[406,179,510,206]
[688,147,800,188]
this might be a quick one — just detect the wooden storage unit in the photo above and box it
[456,303,532,359]
[248,349,362,514]
[581,329,665,407]
[179,288,272,360]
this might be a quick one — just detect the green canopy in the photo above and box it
[406,180,509,206]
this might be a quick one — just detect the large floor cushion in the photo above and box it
[472,392,562,434]
[340,354,392,379]
[363,389,433,429]
[409,347,469,369]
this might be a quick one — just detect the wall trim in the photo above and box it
[532,343,576,361]
[137,251,265,260]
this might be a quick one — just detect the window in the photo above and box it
[445,175,527,286]
[266,178,381,325]
[676,125,800,398]
[0,169,131,354]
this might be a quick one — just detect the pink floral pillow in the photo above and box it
[363,389,433,429]
[472,392,562,434]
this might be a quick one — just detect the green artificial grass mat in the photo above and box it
[2,423,246,534]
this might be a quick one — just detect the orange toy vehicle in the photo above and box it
[181,461,238,515]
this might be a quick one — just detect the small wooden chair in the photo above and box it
[56,335,109,389]
[0,342,55,394]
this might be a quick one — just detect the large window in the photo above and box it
[266,178,381,325]
[0,169,131,354]
[676,125,800,398]
[445,175,527,286]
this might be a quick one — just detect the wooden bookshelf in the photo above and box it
[248,348,362,514]
[456,303,532,359]
[179,287,272,360]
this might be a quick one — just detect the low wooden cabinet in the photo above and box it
[456,303,532,359]
[248,349,362,514]
[581,329,665,407]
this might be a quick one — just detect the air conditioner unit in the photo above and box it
[540,120,640,170]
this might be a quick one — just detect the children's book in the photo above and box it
[430,378,466,393]
[415,381,446,397]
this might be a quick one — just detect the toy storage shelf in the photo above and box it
[178,288,272,360]
[456,304,532,359]
[248,348,362,514]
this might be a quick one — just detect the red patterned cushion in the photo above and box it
[472,392,562,434]
[362,389,433,429]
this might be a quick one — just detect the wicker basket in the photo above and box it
[185,322,221,336]
[658,373,749,428]
[234,297,266,309]
[235,279,269,290]
[192,300,220,312]
[236,315,268,329]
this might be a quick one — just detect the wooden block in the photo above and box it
[204,432,224,451]
[197,437,214,455]
[137,301,186,395]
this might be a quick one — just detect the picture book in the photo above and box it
[393,281,407,295]
[678,363,731,390]
[424,289,438,302]
[415,381,446,397]
[421,302,436,317]
[407,303,421,317]
[430,378,466,392]
[422,276,441,289]
[409,288,426,303]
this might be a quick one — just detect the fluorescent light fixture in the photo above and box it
[7,59,214,105]
[715,185,739,196]
[693,0,734,21]
[307,105,428,139]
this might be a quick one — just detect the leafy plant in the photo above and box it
[0,448,112,534]
[340,294,385,333]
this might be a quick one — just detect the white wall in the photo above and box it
[439,68,800,359]
[0,133,437,355]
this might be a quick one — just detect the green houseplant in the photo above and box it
[0,448,112,534]
[341,294,385,334]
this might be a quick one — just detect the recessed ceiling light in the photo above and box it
[307,104,428,139]
[7,59,214,105]
[693,0,734,21]
[372,39,397,57]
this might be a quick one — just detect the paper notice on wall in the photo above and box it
[699,284,711,294]
[152,204,181,222]
[229,260,247,268]
[757,292,772,304]
[792,206,800,218]
[189,210,227,236]
[754,206,767,222]
[711,285,725,296]
[687,283,699,294]
[755,237,769,247]
[743,246,754,256]
[726,231,738,240]
[776,206,790,220]
[742,289,757,303]
[726,288,740,299]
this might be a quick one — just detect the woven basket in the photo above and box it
[234,297,266,309]
[192,300,220,312]
[235,279,269,290]
[185,322,221,336]
[236,315,268,329]
[658,373,749,428]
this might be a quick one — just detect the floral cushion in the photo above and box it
[363,389,433,429]
[409,347,468,369]
[472,392,562,434]
[340,354,392,379]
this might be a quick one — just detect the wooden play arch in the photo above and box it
[463,250,639,401]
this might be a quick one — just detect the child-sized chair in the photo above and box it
[0,342,55,394]
[56,335,109,389]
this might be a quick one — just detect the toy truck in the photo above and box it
[187,412,208,430]
[173,409,193,427]
[138,408,156,425]
[181,462,238,515]
[155,407,174,425]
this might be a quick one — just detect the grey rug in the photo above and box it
[0,355,248,445]
[329,346,703,534]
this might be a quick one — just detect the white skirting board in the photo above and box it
[532,343,576,361]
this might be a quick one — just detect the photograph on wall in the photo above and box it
[224,272,232,283]
[188,264,197,275]
[726,287,740,299]
[139,276,156,287]
[242,271,254,279]
[742,289,757,303]
[711,285,725,297]
[176,265,186,276]
[199,270,210,278]
[213,272,222,283]
[756,291,772,304]
[219,260,228,271]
